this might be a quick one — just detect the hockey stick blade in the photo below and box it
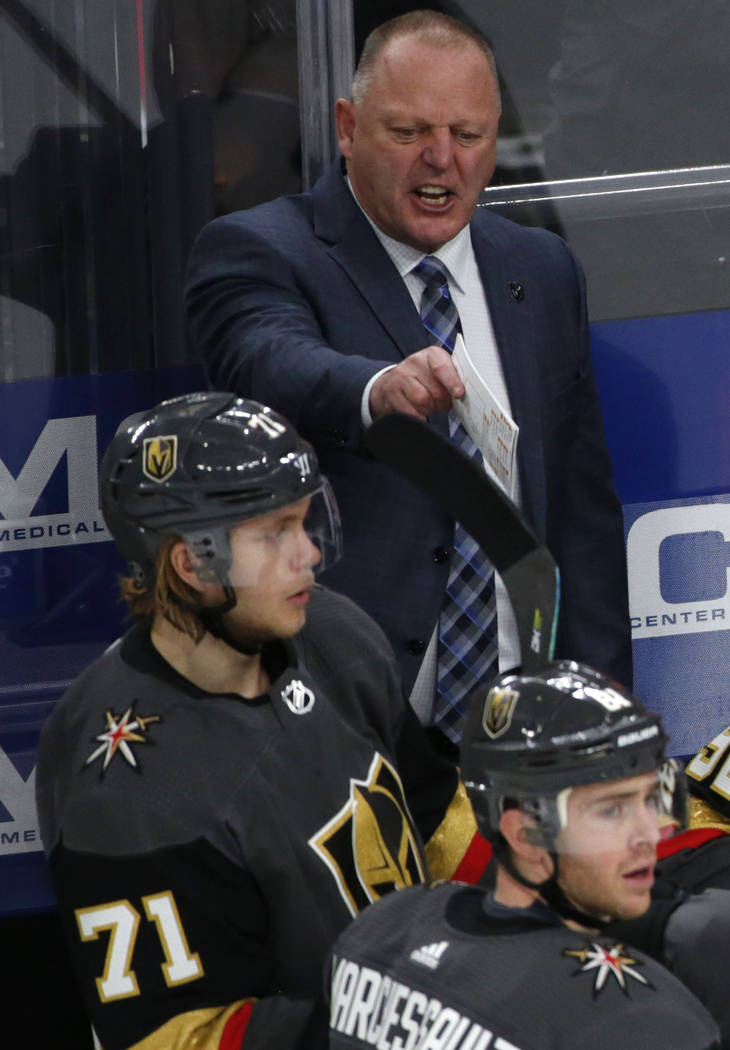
[365,413,559,669]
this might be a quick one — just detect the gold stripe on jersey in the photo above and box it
[689,795,730,833]
[425,781,478,881]
[127,1000,254,1050]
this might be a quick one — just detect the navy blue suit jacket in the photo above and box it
[186,162,632,694]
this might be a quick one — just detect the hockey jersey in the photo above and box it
[36,587,477,1050]
[327,881,720,1050]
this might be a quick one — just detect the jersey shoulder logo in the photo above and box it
[142,435,177,482]
[84,703,161,777]
[409,940,449,970]
[563,942,654,998]
[280,678,315,714]
[309,752,426,916]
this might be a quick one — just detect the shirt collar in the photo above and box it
[346,175,471,293]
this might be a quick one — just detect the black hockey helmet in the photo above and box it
[461,660,683,845]
[101,391,342,587]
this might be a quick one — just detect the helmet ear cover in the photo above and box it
[467,790,558,850]
[517,795,564,849]
[182,528,232,585]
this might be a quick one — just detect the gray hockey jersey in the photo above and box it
[327,881,720,1050]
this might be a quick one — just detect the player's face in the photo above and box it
[336,36,500,253]
[220,496,321,644]
[555,772,662,924]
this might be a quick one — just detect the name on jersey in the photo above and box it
[330,955,523,1050]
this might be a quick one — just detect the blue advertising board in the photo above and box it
[0,365,203,913]
[592,309,730,758]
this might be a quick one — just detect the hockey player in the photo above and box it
[35,392,486,1050]
[326,662,720,1050]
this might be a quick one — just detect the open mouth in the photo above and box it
[623,864,654,886]
[413,185,454,207]
[287,585,312,605]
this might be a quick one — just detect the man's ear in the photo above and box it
[334,98,356,158]
[169,540,206,592]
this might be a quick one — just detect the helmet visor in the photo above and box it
[181,479,342,589]
[528,760,688,855]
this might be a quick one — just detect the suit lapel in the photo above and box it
[313,165,429,361]
[311,166,543,485]
[472,221,547,538]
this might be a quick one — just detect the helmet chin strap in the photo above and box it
[538,857,611,931]
[493,836,610,931]
[199,583,263,657]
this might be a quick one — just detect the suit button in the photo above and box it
[407,639,426,655]
[321,426,346,444]
[432,546,449,564]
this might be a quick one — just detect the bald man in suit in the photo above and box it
[186,10,631,751]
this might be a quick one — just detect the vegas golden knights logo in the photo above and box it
[309,753,426,916]
[482,685,519,739]
[142,436,178,483]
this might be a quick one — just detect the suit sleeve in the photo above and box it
[185,210,386,448]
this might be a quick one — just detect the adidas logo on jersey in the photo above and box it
[409,940,449,970]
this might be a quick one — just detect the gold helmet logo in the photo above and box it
[482,685,519,739]
[142,436,178,483]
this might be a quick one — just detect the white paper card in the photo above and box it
[451,333,519,499]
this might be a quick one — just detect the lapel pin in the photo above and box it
[508,281,525,303]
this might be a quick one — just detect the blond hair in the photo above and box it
[119,536,206,641]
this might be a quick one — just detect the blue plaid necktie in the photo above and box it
[412,255,498,744]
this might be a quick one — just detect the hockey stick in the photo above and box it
[364,413,560,671]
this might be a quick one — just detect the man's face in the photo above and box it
[336,35,500,253]
[217,496,321,646]
[554,771,662,924]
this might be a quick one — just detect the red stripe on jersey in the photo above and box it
[451,831,493,883]
[658,826,728,859]
[221,1001,254,1050]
